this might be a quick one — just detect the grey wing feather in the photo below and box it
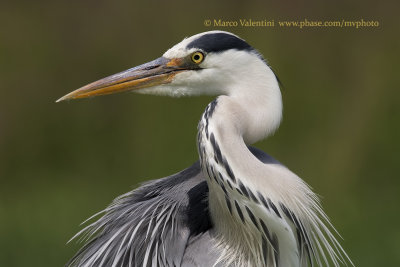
[67,162,214,267]
[67,146,277,267]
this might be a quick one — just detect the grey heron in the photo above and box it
[58,31,352,267]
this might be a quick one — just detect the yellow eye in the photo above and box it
[191,52,204,64]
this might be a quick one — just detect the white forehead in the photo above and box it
[163,30,241,58]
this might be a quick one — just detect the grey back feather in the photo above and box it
[67,147,277,267]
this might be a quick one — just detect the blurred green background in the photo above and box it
[1,0,399,266]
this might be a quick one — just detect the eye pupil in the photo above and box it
[194,55,200,61]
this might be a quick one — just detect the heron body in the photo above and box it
[59,31,351,266]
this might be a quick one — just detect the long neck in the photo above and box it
[196,64,349,267]
[198,67,283,181]
[196,91,288,266]
[198,79,281,180]
[198,96,267,182]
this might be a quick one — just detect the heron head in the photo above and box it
[57,31,277,101]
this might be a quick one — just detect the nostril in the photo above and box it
[144,65,159,70]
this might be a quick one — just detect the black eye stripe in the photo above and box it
[187,32,253,53]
